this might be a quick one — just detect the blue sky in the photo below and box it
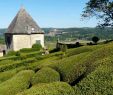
[0,0,99,28]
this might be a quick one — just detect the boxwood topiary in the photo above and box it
[0,70,35,95]
[31,67,60,85]
[17,82,75,95]
[32,43,42,51]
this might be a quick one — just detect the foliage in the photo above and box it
[0,66,26,84]
[82,0,113,27]
[6,51,17,56]
[92,36,100,44]
[0,70,34,95]
[49,52,89,84]
[31,67,60,85]
[66,44,103,57]
[74,57,113,95]
[19,48,41,53]
[32,43,42,51]
[17,82,75,95]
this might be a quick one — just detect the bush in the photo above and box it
[0,57,38,72]
[49,48,60,53]
[0,70,34,95]
[66,45,103,57]
[74,57,113,95]
[60,44,67,52]
[0,67,26,84]
[79,43,113,75]
[48,52,88,84]
[17,82,75,95]
[92,36,100,44]
[19,48,39,53]
[32,43,42,51]
[6,51,17,56]
[31,67,60,85]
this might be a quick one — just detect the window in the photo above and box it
[36,40,41,44]
[31,28,35,33]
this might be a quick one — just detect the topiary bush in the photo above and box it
[79,43,113,75]
[17,82,75,95]
[0,66,26,84]
[0,70,34,95]
[48,52,89,84]
[31,67,60,85]
[32,43,42,51]
[74,57,113,95]
[6,50,17,56]
[19,48,39,53]
[66,45,103,57]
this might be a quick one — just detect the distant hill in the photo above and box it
[0,29,7,36]
[0,27,113,44]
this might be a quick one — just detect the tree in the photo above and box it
[92,36,100,44]
[82,0,113,28]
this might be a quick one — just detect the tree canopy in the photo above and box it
[82,0,113,27]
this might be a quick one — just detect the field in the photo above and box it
[0,42,113,95]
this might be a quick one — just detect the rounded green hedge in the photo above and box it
[74,57,113,95]
[31,67,60,85]
[17,82,75,95]
[49,52,88,84]
[0,70,35,95]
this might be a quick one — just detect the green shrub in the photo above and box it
[32,43,42,51]
[66,45,103,57]
[31,67,60,85]
[19,48,39,53]
[17,82,75,95]
[0,66,26,84]
[6,50,17,56]
[19,53,27,60]
[48,52,89,84]
[0,57,38,72]
[74,57,113,95]
[0,70,34,95]
[79,43,113,75]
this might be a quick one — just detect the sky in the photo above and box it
[0,0,99,28]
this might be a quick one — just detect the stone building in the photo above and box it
[5,7,44,51]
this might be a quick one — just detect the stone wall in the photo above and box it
[12,34,44,51]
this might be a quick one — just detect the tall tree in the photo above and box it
[82,0,113,27]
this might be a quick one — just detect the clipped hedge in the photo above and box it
[32,43,42,51]
[0,57,37,72]
[20,48,38,53]
[0,70,34,95]
[74,57,113,95]
[79,43,113,75]
[48,52,89,84]
[66,45,103,57]
[17,82,75,95]
[31,67,60,85]
[0,66,26,84]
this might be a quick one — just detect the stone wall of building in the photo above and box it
[12,34,44,51]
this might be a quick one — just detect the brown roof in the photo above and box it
[7,7,44,34]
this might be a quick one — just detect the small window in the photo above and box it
[31,28,35,33]
[36,40,41,44]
